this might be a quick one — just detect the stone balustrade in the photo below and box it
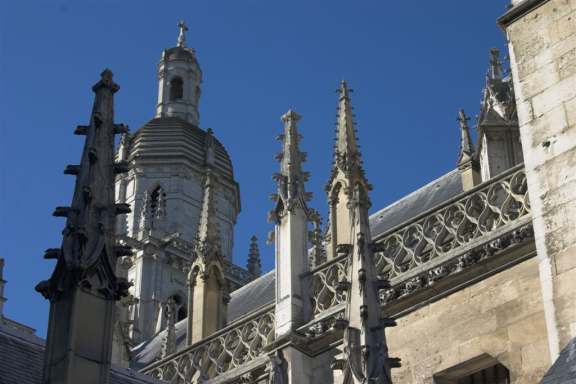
[308,165,532,318]
[141,306,275,383]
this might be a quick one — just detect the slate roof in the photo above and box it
[131,270,276,369]
[369,169,463,238]
[540,337,576,384]
[129,117,235,181]
[0,322,161,384]
[132,170,463,368]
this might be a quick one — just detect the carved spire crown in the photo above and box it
[270,109,312,221]
[246,235,262,277]
[194,169,221,261]
[326,80,371,196]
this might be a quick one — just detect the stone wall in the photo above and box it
[502,0,576,360]
[388,257,550,383]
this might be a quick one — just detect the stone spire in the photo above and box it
[457,109,475,166]
[457,109,481,191]
[328,81,369,187]
[187,132,228,345]
[326,81,371,259]
[270,109,312,220]
[194,169,221,260]
[161,298,177,358]
[271,109,312,340]
[36,70,131,384]
[247,235,262,278]
[327,83,399,384]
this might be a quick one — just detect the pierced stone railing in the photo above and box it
[372,166,530,282]
[307,166,531,318]
[309,253,351,316]
[141,306,275,383]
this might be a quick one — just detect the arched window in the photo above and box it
[169,77,184,101]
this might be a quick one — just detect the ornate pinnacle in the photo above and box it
[177,20,188,48]
[194,169,221,261]
[36,69,130,301]
[335,81,360,164]
[457,109,475,166]
[271,109,310,218]
[488,48,503,80]
[161,298,177,358]
[246,235,262,277]
[479,48,517,124]
[326,80,371,194]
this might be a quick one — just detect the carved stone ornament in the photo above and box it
[378,223,534,306]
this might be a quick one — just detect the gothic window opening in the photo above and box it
[170,77,184,101]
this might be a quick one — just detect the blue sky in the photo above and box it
[0,1,510,336]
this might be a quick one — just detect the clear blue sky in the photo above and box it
[0,1,510,336]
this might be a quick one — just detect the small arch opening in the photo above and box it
[170,77,184,101]
[168,294,187,322]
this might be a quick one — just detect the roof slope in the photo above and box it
[540,337,576,384]
[369,169,462,237]
[0,323,161,384]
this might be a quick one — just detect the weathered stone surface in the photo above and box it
[389,258,549,383]
[505,0,576,367]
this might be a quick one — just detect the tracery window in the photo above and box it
[169,77,183,101]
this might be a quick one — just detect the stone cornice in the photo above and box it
[497,0,552,29]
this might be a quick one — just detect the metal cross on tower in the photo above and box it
[177,20,188,48]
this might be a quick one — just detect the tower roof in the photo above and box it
[127,118,236,182]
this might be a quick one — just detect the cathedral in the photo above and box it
[1,0,576,383]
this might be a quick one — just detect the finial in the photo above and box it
[488,48,502,79]
[337,80,353,99]
[281,109,301,123]
[457,108,474,165]
[247,235,262,277]
[177,20,188,48]
[161,298,177,358]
